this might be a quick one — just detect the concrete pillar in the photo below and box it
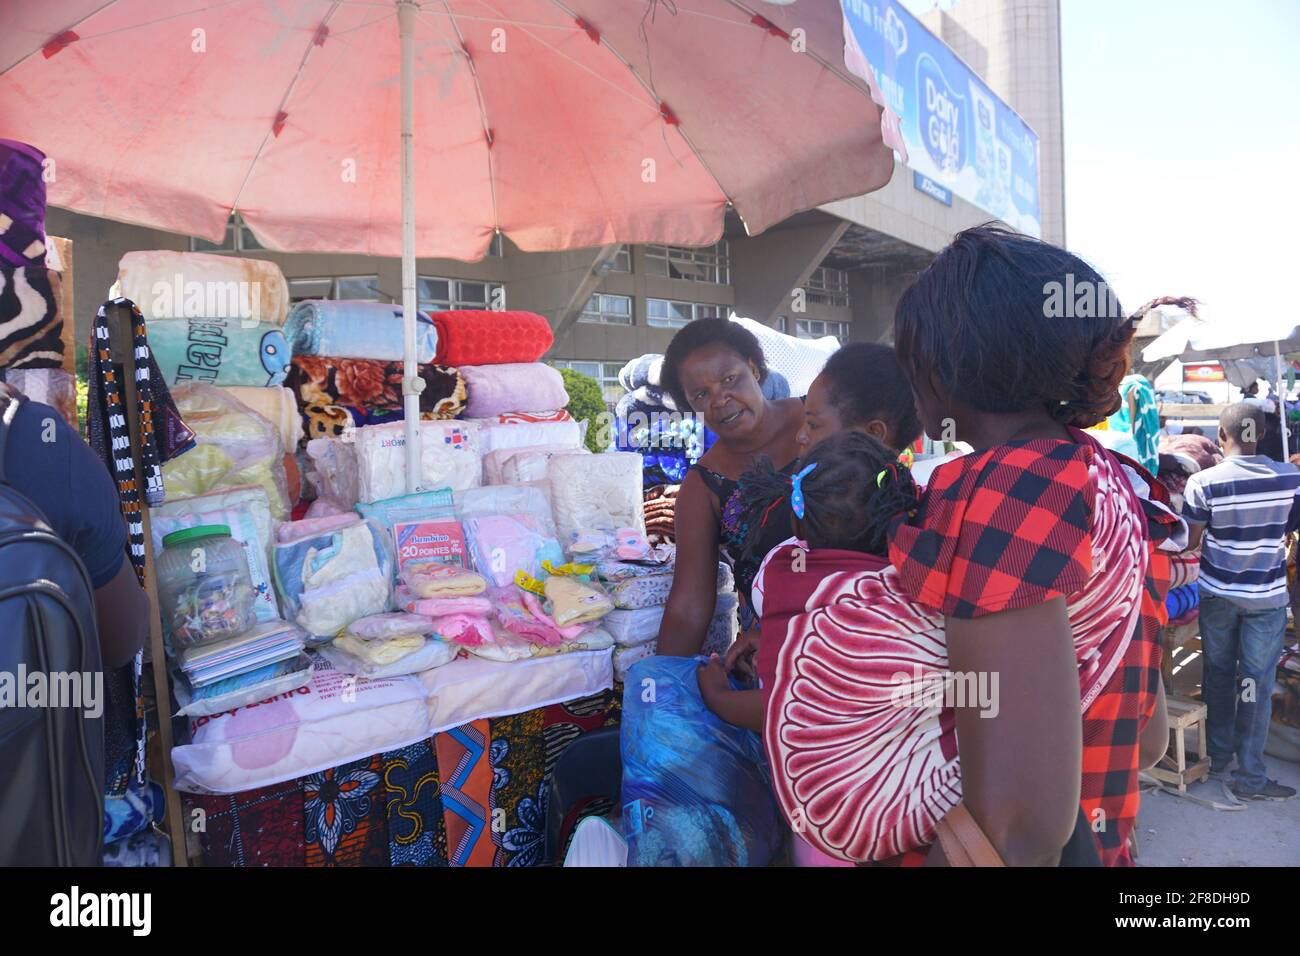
[730,218,850,323]
[848,264,917,344]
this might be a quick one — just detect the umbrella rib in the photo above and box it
[425,2,500,245]
[229,1,353,220]
[541,0,737,222]
[4,0,118,73]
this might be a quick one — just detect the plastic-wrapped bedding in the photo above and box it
[483,444,585,484]
[305,437,360,507]
[171,659,430,794]
[285,299,438,363]
[608,564,732,610]
[163,383,291,518]
[222,385,304,452]
[604,606,664,647]
[470,416,582,455]
[547,451,645,542]
[501,446,591,485]
[116,250,291,324]
[273,516,393,640]
[172,649,616,794]
[418,648,613,735]
[354,420,481,503]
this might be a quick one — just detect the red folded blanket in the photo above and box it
[432,310,554,366]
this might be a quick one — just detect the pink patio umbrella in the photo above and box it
[0,0,897,489]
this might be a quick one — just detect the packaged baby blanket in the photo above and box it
[305,437,360,507]
[544,575,614,627]
[273,516,393,640]
[461,362,569,418]
[547,451,646,542]
[455,482,554,524]
[222,385,303,452]
[395,586,493,618]
[345,612,435,641]
[501,446,591,485]
[464,514,563,589]
[164,384,291,519]
[401,560,487,598]
[354,420,481,503]
[470,416,581,455]
[285,300,437,363]
[148,317,292,387]
[116,250,291,324]
[483,444,587,484]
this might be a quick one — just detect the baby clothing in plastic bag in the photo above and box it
[401,560,487,598]
[545,575,613,627]
[394,587,492,618]
[316,635,457,678]
[345,612,435,641]
[273,517,392,639]
[464,513,562,589]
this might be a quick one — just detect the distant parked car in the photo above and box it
[1157,389,1213,405]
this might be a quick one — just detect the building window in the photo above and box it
[646,298,726,329]
[795,318,852,342]
[190,212,263,252]
[418,276,505,311]
[610,245,632,273]
[553,359,625,405]
[805,266,851,307]
[644,240,729,284]
[579,293,633,325]
[288,275,381,303]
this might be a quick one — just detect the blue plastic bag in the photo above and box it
[620,655,781,867]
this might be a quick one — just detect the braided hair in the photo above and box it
[736,431,919,559]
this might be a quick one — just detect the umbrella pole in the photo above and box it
[1277,339,1290,462]
[399,0,422,493]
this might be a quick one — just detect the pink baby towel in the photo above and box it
[461,363,569,418]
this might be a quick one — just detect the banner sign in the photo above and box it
[841,0,1042,235]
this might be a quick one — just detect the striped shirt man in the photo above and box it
[1183,455,1300,609]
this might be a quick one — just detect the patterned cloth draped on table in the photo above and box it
[182,690,621,866]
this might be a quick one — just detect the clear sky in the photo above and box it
[904,0,1300,324]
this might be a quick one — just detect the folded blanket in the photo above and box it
[0,139,47,267]
[223,385,303,451]
[432,310,553,366]
[285,355,465,420]
[116,250,291,324]
[618,354,663,392]
[394,587,493,618]
[148,317,292,387]
[285,300,437,363]
[462,362,569,418]
[0,266,62,368]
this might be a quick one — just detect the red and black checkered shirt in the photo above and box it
[879,430,1174,866]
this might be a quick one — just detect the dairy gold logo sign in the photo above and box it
[49,886,151,936]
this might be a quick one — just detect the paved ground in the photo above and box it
[1133,651,1300,867]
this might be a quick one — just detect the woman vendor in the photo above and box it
[654,319,804,655]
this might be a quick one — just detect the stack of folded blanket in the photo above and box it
[643,484,680,547]
[596,553,738,681]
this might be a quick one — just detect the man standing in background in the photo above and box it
[1184,403,1299,802]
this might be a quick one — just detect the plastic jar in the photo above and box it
[157,525,256,648]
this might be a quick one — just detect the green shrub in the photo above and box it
[555,366,609,453]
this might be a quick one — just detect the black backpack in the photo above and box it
[0,390,105,865]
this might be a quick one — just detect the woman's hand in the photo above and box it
[696,655,730,703]
[724,631,761,680]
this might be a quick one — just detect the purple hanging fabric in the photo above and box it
[0,139,47,268]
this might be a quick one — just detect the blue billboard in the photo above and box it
[840,0,1041,235]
